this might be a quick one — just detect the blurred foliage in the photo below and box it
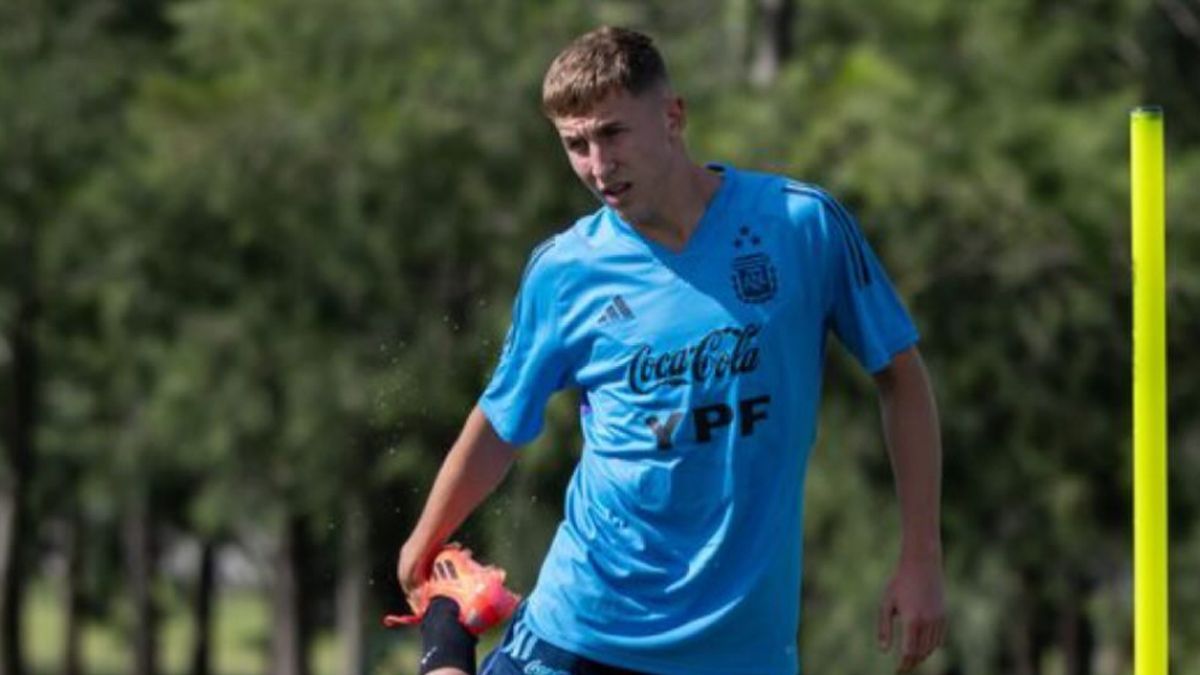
[2,0,1199,673]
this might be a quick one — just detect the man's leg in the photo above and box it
[419,598,477,675]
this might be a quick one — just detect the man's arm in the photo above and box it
[398,405,517,597]
[872,346,947,673]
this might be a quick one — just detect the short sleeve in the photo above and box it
[818,195,919,373]
[478,239,571,445]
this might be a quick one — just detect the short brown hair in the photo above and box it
[541,26,670,119]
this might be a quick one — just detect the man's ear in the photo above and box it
[665,94,686,137]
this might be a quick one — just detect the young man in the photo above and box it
[398,26,946,675]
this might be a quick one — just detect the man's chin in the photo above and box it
[608,203,646,224]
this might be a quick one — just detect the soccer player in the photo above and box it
[398,25,946,675]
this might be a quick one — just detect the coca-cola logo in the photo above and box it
[626,324,761,394]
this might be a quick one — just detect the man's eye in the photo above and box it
[567,139,587,153]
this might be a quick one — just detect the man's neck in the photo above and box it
[631,161,722,252]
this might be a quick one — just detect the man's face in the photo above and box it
[551,86,684,224]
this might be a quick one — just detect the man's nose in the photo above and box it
[589,143,616,179]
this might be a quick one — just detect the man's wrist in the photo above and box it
[404,535,443,565]
[899,534,943,565]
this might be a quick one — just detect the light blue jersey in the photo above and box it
[479,164,918,675]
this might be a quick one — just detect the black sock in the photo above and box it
[419,597,477,674]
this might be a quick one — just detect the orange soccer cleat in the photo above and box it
[383,543,520,636]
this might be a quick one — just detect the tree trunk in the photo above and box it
[1002,570,1053,675]
[63,510,84,675]
[1006,604,1035,675]
[1059,578,1095,675]
[125,496,159,675]
[269,514,310,675]
[0,222,38,675]
[189,540,216,675]
[336,494,366,675]
[0,474,28,675]
[750,0,796,87]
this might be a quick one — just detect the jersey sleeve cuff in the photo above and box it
[863,329,921,374]
[477,395,533,447]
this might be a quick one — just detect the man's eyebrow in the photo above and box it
[562,120,623,140]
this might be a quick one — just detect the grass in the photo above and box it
[22,577,421,675]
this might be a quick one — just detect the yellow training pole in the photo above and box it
[1131,105,1168,675]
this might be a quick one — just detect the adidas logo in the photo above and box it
[597,295,635,325]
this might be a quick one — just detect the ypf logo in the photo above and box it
[644,395,772,450]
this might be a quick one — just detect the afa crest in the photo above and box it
[731,253,778,304]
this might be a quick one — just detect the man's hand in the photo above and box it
[389,543,521,634]
[877,557,947,673]
[397,540,438,603]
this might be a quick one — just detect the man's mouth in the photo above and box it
[600,182,632,203]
